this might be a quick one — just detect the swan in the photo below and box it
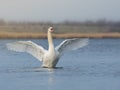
[7,27,89,68]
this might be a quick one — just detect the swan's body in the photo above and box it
[7,27,89,68]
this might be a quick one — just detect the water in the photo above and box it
[0,39,120,90]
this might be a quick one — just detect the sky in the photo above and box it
[0,0,120,22]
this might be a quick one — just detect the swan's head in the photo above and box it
[48,27,54,33]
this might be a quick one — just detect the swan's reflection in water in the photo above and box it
[32,67,63,90]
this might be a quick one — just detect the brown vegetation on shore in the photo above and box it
[0,31,120,39]
[0,19,120,38]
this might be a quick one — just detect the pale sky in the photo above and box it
[0,0,120,22]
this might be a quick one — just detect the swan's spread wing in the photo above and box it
[7,41,47,61]
[55,38,88,55]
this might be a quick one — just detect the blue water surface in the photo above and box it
[0,39,120,90]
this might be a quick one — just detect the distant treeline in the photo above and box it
[0,19,120,33]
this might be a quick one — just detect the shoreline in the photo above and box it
[0,32,120,39]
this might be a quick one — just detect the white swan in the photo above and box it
[7,27,89,68]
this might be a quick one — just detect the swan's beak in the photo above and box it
[51,28,54,32]
[48,27,54,33]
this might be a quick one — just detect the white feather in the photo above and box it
[7,41,47,61]
[55,38,89,55]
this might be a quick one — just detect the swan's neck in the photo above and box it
[48,31,54,52]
